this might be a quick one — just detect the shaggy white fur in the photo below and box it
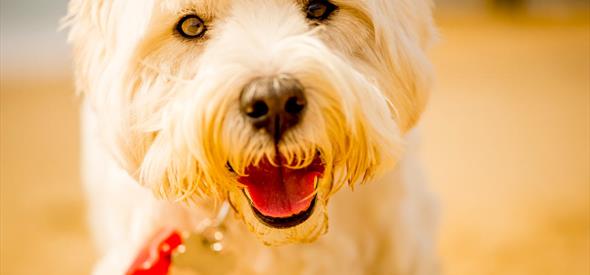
[64,0,439,274]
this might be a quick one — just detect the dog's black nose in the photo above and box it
[240,75,307,141]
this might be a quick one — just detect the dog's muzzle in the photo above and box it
[235,75,324,228]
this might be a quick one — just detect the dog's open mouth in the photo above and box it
[236,155,324,229]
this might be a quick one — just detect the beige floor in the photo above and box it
[1,15,589,275]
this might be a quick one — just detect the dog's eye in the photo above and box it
[306,0,337,20]
[176,15,206,38]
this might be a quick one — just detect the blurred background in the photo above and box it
[1,0,588,274]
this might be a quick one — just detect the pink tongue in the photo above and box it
[239,158,322,218]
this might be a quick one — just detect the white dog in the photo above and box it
[64,0,438,274]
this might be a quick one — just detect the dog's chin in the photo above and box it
[228,155,330,245]
[230,189,329,246]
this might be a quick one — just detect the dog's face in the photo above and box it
[66,0,435,245]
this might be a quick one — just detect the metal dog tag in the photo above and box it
[173,227,236,275]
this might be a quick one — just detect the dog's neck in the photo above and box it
[126,201,237,274]
[171,201,234,271]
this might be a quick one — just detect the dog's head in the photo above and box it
[65,0,435,245]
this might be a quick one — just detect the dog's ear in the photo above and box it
[62,0,157,173]
[62,0,154,95]
[367,0,437,133]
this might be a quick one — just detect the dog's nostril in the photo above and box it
[285,96,306,115]
[247,101,269,118]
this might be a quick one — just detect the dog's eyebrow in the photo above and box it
[294,0,312,8]
[164,0,222,20]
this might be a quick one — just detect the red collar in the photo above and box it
[126,228,182,275]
